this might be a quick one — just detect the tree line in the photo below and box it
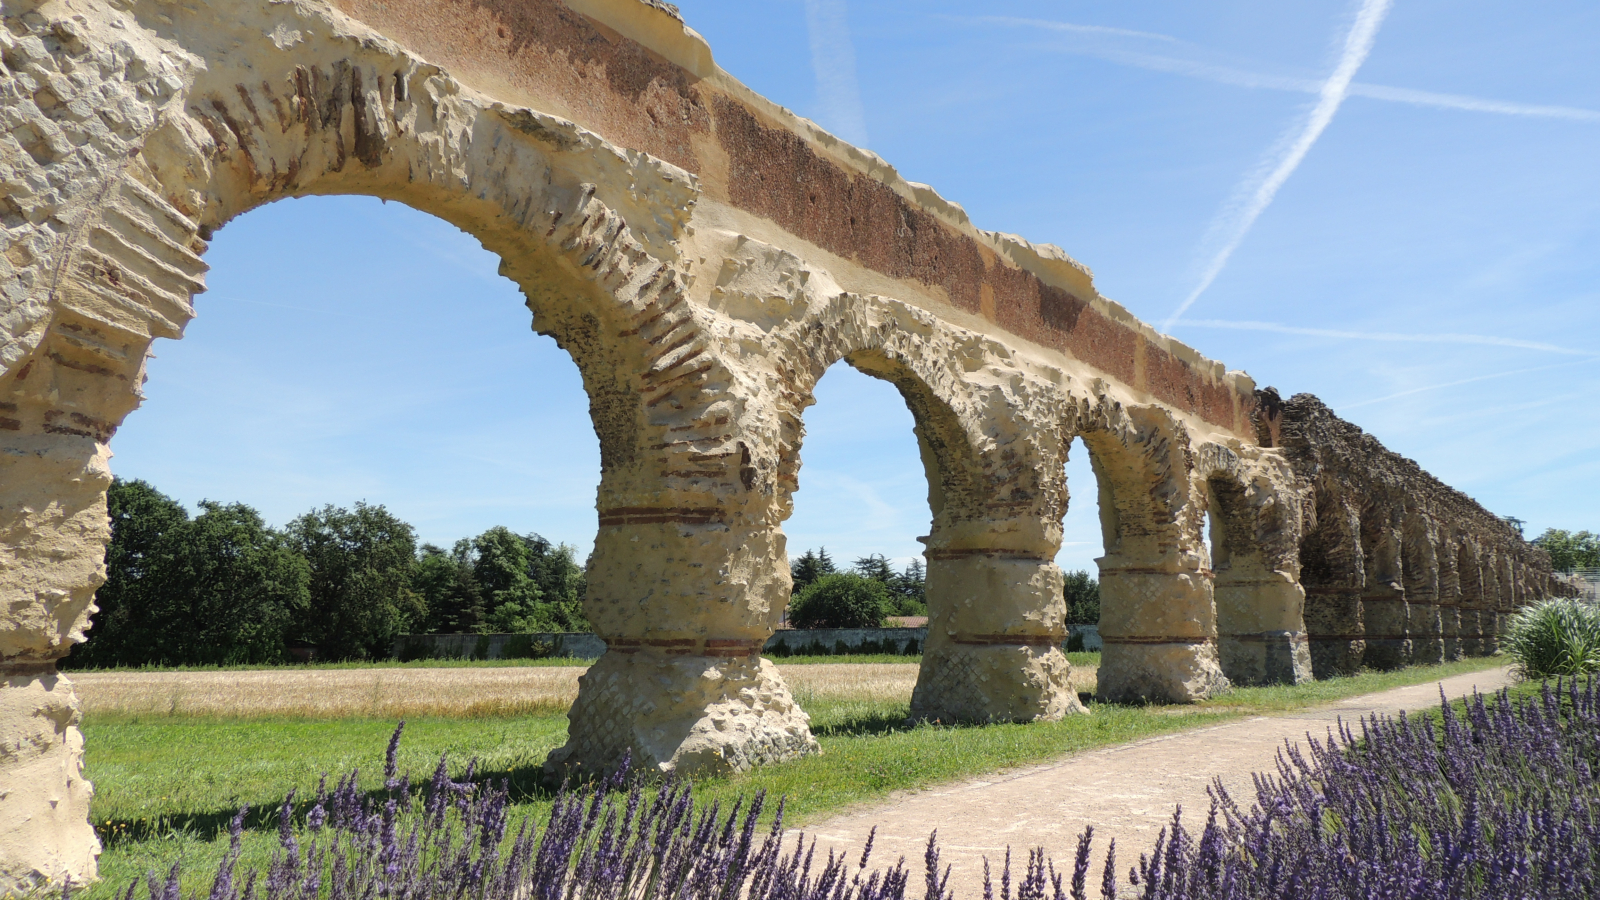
[70,478,587,667]
[785,546,1100,629]
[1534,529,1600,572]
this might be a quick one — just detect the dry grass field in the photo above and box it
[71,661,1100,719]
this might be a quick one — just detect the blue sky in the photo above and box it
[112,1,1599,576]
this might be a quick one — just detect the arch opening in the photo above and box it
[68,194,606,669]
[1071,420,1228,704]
[1203,472,1312,686]
[779,360,930,655]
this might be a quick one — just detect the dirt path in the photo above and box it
[792,667,1517,896]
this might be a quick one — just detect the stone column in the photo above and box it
[1495,554,1518,643]
[1,434,106,892]
[1361,518,1411,670]
[1456,544,1486,657]
[1304,584,1365,676]
[1097,550,1228,703]
[912,533,1083,723]
[1403,523,1444,666]
[1214,567,1313,686]
[1479,552,1503,656]
[1300,503,1366,678]
[544,448,819,778]
[1437,539,1463,662]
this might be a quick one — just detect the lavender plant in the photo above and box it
[106,721,941,900]
[1095,677,1600,899]
[103,676,1597,900]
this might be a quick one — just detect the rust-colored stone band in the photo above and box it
[606,637,765,657]
[949,633,1065,648]
[1,660,59,677]
[597,507,725,527]
[1309,635,1367,642]
[925,549,1050,562]
[1304,586,1362,595]
[1099,566,1215,577]
[1100,636,1214,646]
[1223,632,1310,643]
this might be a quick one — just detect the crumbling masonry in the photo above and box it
[0,0,1563,888]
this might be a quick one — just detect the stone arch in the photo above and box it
[1193,441,1312,686]
[0,6,832,866]
[765,284,1082,723]
[1071,401,1229,703]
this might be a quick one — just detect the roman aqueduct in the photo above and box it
[0,0,1566,886]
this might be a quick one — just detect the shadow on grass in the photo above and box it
[96,760,566,850]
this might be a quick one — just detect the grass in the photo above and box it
[81,653,1507,897]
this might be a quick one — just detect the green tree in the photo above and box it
[471,526,542,633]
[1063,569,1100,625]
[788,572,890,629]
[288,502,424,660]
[412,543,483,634]
[174,501,311,664]
[464,527,589,633]
[1533,529,1600,572]
[790,547,836,592]
[889,559,927,616]
[853,553,896,584]
[73,479,309,667]
[522,534,588,632]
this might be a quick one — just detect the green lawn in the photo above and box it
[82,654,1508,896]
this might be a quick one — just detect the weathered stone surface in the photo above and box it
[0,0,1565,888]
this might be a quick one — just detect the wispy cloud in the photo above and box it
[1337,358,1600,411]
[962,15,1180,44]
[1164,0,1394,330]
[804,0,870,146]
[955,16,1600,123]
[1172,318,1595,356]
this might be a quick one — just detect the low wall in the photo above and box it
[395,625,1104,660]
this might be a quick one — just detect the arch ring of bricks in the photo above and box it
[0,0,1567,888]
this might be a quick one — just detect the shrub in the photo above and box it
[1504,598,1600,677]
[1063,570,1100,625]
[788,573,890,629]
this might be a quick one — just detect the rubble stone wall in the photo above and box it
[1261,391,1563,678]
[0,0,1559,889]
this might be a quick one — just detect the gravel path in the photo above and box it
[792,666,1517,896]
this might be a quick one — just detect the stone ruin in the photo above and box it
[0,0,1565,888]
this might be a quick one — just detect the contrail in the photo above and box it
[1172,318,1594,356]
[804,0,870,147]
[1338,358,1600,411]
[1163,0,1393,331]
[954,16,1600,123]
[960,15,1181,44]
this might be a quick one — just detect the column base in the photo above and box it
[1410,605,1444,665]
[1219,632,1313,686]
[1097,640,1229,704]
[1361,597,1411,670]
[1440,608,1462,662]
[543,651,817,781]
[1,668,98,895]
[1308,637,1366,677]
[909,641,1085,723]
